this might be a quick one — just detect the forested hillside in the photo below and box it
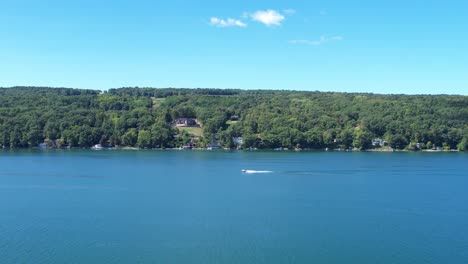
[0,86,467,150]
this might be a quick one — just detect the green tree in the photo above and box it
[151,121,173,148]
[352,127,372,150]
[121,128,138,146]
[137,130,152,148]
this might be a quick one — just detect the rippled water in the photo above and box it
[1,150,467,263]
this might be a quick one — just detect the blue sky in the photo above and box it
[1,0,467,94]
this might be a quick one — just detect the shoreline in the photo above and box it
[1,146,462,152]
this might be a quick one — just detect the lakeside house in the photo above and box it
[206,141,221,150]
[232,137,243,146]
[372,138,386,147]
[172,118,197,127]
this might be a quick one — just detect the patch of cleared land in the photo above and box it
[151,97,166,108]
[226,120,238,125]
[178,127,203,137]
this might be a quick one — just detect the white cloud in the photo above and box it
[211,9,294,28]
[289,39,321,46]
[289,36,343,46]
[210,17,247,28]
[283,9,296,15]
[251,9,285,26]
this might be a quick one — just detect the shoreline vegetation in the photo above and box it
[0,86,467,152]
[0,146,461,153]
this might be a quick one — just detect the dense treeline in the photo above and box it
[0,86,467,150]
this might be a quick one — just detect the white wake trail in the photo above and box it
[241,170,274,174]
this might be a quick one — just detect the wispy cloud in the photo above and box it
[251,9,285,26]
[283,9,296,15]
[289,36,343,46]
[210,17,247,28]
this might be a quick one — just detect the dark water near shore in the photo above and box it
[0,150,467,263]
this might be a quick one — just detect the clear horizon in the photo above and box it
[1,0,468,95]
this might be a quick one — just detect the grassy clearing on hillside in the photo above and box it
[178,127,203,137]
[226,120,238,125]
[151,97,166,108]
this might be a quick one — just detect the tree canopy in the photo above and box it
[1,86,467,150]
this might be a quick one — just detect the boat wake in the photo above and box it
[241,170,274,174]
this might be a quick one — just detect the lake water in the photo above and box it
[0,150,467,263]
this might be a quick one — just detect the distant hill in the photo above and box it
[1,86,467,150]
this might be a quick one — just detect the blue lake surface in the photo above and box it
[0,150,467,263]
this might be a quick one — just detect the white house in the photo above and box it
[232,137,243,146]
[372,138,386,147]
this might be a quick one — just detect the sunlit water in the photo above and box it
[1,150,467,263]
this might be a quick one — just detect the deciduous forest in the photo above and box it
[1,87,467,150]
